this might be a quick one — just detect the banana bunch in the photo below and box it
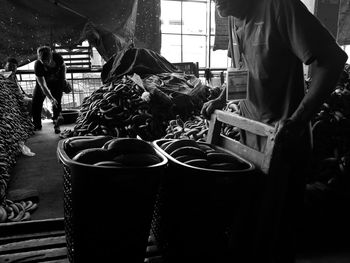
[164,115,209,141]
[221,100,241,140]
[73,76,157,140]
[0,199,38,223]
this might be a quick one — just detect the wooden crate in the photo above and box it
[206,109,276,174]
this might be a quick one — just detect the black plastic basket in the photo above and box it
[151,139,259,262]
[57,139,168,263]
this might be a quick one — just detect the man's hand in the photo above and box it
[201,98,226,120]
[274,119,307,158]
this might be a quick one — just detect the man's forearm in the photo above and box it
[291,50,347,123]
[37,77,55,100]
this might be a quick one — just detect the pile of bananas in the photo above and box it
[221,100,241,141]
[73,76,161,140]
[0,199,38,223]
[0,78,35,203]
[163,115,209,141]
[162,100,242,142]
[158,139,248,171]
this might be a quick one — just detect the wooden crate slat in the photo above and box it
[0,247,67,262]
[207,110,276,174]
[0,236,66,255]
[218,135,266,173]
[215,110,275,137]
[0,231,65,246]
[0,218,64,245]
[40,260,68,263]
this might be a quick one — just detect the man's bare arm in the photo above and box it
[291,47,348,123]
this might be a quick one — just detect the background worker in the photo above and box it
[3,57,33,114]
[201,0,348,262]
[32,46,66,133]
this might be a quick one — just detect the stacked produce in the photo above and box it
[64,136,163,167]
[72,73,210,141]
[157,139,249,170]
[0,78,34,205]
[221,100,241,140]
[164,115,209,141]
[73,76,161,140]
[162,99,241,142]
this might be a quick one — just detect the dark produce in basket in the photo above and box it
[66,136,162,167]
[64,135,113,157]
[159,138,250,171]
[106,137,156,155]
[72,148,112,164]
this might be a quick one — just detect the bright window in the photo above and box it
[160,0,230,69]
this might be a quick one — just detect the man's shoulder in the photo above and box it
[52,52,64,65]
[34,60,43,71]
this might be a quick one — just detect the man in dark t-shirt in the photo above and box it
[201,0,348,262]
[33,46,66,133]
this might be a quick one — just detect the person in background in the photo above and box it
[3,57,33,114]
[201,0,348,262]
[32,46,66,133]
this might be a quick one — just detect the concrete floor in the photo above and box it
[8,119,74,220]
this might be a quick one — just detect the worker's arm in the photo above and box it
[275,47,348,149]
[291,49,348,123]
[59,63,67,82]
[36,76,58,107]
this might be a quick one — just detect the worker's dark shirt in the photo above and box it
[34,52,64,90]
[232,0,339,150]
[235,0,338,124]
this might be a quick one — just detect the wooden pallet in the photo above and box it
[0,218,163,263]
[0,218,67,262]
[206,109,276,174]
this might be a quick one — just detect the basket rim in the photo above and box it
[57,138,168,170]
[152,139,255,174]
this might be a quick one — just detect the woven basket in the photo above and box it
[57,139,167,263]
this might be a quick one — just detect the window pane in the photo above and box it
[161,1,181,34]
[161,34,182,63]
[182,2,207,35]
[210,36,231,68]
[183,35,206,67]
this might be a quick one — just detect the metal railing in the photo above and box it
[16,67,225,111]
[17,69,103,110]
